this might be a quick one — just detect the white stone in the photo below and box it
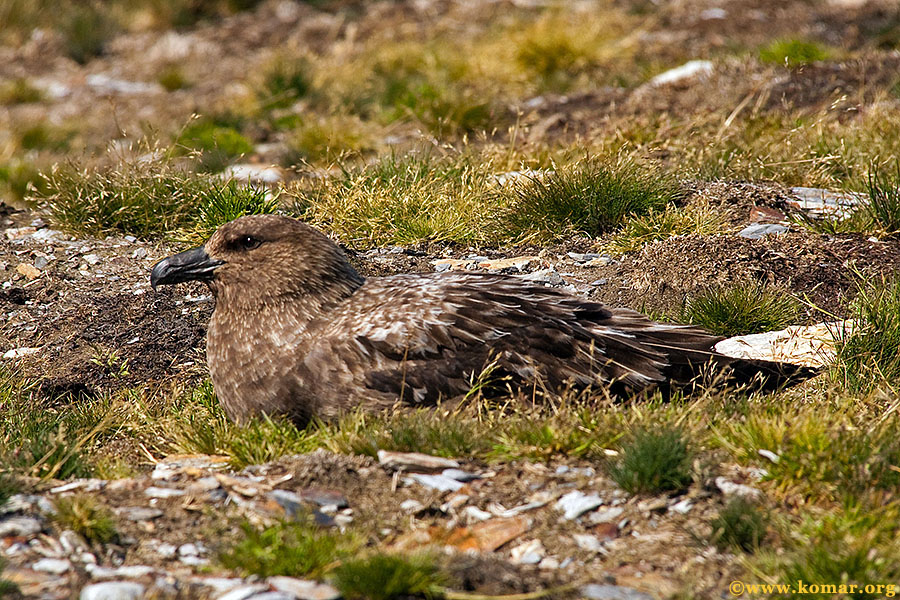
[715,477,762,500]
[589,506,624,524]
[650,60,714,86]
[3,347,40,359]
[555,490,603,520]
[406,474,464,493]
[32,558,71,574]
[573,533,605,552]
[80,582,145,600]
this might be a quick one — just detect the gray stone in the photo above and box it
[555,491,603,520]
[521,268,563,285]
[87,564,155,579]
[0,515,42,537]
[217,585,269,600]
[377,450,459,471]
[441,468,480,482]
[144,486,186,498]
[573,533,604,552]
[407,474,464,493]
[118,507,163,521]
[738,223,788,239]
[581,584,654,600]
[32,558,71,574]
[267,577,341,600]
[80,582,145,600]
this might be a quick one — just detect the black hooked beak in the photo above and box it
[150,246,224,291]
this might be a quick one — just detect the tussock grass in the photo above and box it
[177,120,254,172]
[220,516,361,578]
[282,114,376,165]
[39,149,276,240]
[709,497,768,552]
[865,162,900,236]
[605,204,727,254]
[157,64,190,92]
[831,279,900,393]
[258,55,311,110]
[0,369,114,480]
[0,559,19,598]
[0,158,48,204]
[498,159,682,242]
[52,495,117,544]
[332,553,446,600]
[715,393,900,501]
[682,281,799,337]
[0,78,44,105]
[292,154,497,246]
[607,427,693,495]
[758,38,833,68]
[755,506,900,593]
[177,182,279,244]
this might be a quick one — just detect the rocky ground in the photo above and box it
[4,0,900,598]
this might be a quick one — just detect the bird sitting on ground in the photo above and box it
[150,215,815,425]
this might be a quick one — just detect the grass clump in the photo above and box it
[59,2,119,64]
[258,55,311,110]
[831,279,900,393]
[282,115,375,165]
[332,553,445,600]
[39,150,275,240]
[605,204,726,254]
[157,64,190,91]
[52,495,117,544]
[755,506,900,594]
[177,120,254,172]
[709,497,768,552]
[40,153,217,239]
[608,427,693,494]
[220,517,360,578]
[0,158,48,204]
[498,159,682,242]
[293,154,496,246]
[168,381,320,469]
[178,181,279,244]
[758,38,832,68]
[682,281,799,337]
[0,78,43,104]
[865,162,900,236]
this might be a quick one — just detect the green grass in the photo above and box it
[282,115,375,165]
[607,427,693,495]
[0,559,19,599]
[292,154,497,246]
[831,279,900,394]
[709,497,768,552]
[0,78,43,104]
[59,2,119,64]
[177,181,279,244]
[220,516,360,578]
[0,158,49,204]
[52,494,117,544]
[605,204,727,254]
[865,162,900,236]
[258,55,311,110]
[177,120,254,172]
[17,123,71,152]
[755,506,900,597]
[157,64,190,91]
[332,553,446,600]
[39,151,276,240]
[681,282,800,337]
[498,159,683,242]
[758,38,832,68]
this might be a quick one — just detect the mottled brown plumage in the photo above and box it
[151,215,814,424]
